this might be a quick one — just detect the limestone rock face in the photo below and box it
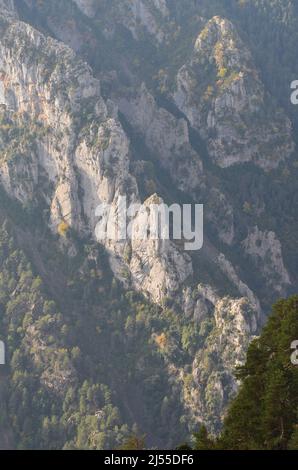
[216,253,261,316]
[190,295,258,429]
[0,19,108,234]
[242,226,291,295]
[0,3,296,438]
[0,15,194,309]
[206,188,235,246]
[166,285,259,431]
[118,84,204,194]
[128,194,193,304]
[174,16,295,170]
[114,0,169,42]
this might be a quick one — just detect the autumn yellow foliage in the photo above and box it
[154,333,167,350]
[58,221,70,237]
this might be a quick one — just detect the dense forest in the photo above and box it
[192,296,298,450]
[1,208,297,449]
[0,202,203,449]
[0,0,298,450]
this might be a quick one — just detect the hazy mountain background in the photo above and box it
[0,0,297,449]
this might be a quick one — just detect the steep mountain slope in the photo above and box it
[193,296,298,450]
[221,296,298,450]
[174,16,293,170]
[0,0,297,448]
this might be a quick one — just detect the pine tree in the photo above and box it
[194,425,215,450]
[218,296,298,450]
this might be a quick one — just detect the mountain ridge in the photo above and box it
[0,0,297,448]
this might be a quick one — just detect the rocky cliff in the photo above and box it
[0,0,297,445]
[174,16,294,170]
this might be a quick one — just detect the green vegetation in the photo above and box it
[0,203,203,449]
[191,296,298,450]
[0,108,48,164]
[220,296,298,449]
[2,0,298,450]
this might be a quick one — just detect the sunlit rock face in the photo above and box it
[174,16,294,170]
[117,83,204,194]
[0,2,296,436]
[242,226,291,295]
[0,15,195,309]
